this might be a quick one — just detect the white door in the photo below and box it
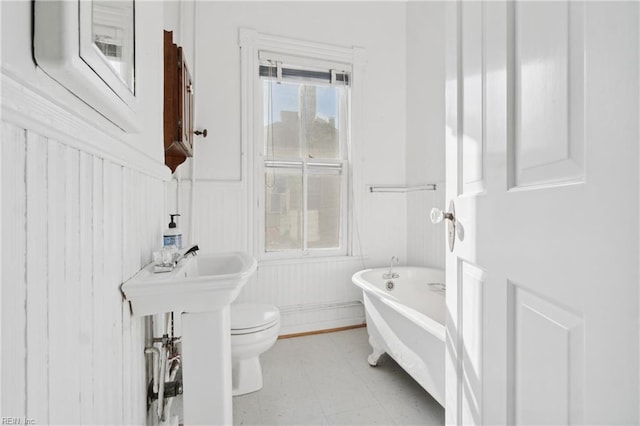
[443,1,639,425]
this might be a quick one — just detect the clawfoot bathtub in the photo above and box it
[352,266,445,406]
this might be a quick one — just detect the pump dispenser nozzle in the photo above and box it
[169,214,180,229]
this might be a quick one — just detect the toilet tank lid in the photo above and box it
[231,303,280,330]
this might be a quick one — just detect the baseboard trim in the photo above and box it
[279,323,366,340]
[277,300,365,336]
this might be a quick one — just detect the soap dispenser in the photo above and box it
[163,214,183,248]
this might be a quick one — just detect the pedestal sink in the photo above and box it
[122,251,257,425]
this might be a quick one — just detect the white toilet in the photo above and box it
[230,303,280,396]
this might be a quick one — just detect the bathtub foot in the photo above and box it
[367,334,386,366]
[368,348,386,366]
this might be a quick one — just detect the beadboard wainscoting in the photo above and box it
[1,75,168,424]
[167,180,366,335]
[406,185,445,269]
[238,257,367,335]
[166,179,247,252]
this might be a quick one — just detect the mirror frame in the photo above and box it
[33,0,139,132]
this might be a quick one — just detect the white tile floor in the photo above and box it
[233,327,444,425]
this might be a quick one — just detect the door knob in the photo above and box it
[430,200,456,252]
[430,207,455,224]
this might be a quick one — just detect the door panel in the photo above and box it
[461,1,485,195]
[510,283,585,425]
[510,1,585,189]
[460,261,485,426]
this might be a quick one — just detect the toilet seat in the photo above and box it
[231,303,280,335]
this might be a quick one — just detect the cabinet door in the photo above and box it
[163,30,194,173]
[181,51,194,153]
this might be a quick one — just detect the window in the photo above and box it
[259,59,350,257]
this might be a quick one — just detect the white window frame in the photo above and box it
[239,29,366,261]
[261,78,349,259]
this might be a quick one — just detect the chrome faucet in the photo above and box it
[175,244,200,264]
[182,244,200,258]
[383,256,400,279]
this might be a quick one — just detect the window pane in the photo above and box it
[264,81,302,158]
[307,172,341,249]
[265,168,303,251]
[263,81,342,160]
[302,86,341,160]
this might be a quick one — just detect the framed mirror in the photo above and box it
[33,0,138,132]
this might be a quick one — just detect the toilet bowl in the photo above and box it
[230,303,280,396]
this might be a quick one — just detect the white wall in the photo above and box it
[406,2,446,269]
[195,1,407,185]
[180,2,409,334]
[163,0,197,74]
[1,1,168,423]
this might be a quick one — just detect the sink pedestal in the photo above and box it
[181,307,232,425]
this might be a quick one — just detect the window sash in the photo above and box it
[258,65,350,260]
[262,80,348,161]
[263,160,347,255]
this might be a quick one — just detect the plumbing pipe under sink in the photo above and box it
[157,344,167,420]
[158,355,182,423]
[147,343,183,423]
[145,347,160,395]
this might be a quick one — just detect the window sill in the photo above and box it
[258,254,369,268]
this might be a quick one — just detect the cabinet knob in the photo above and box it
[194,129,208,138]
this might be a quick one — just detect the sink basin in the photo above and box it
[122,251,257,316]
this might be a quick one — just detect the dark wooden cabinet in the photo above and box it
[164,30,194,173]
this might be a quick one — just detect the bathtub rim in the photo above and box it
[352,267,446,342]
